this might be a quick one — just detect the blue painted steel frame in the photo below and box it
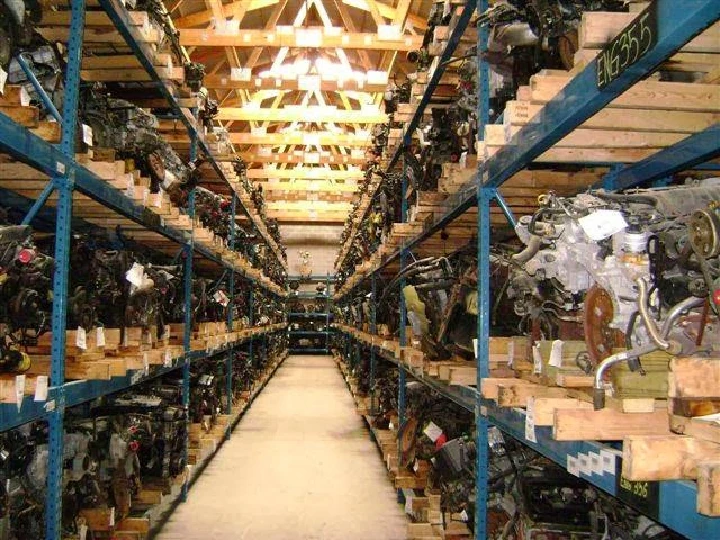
[483,0,720,190]
[45,2,86,537]
[98,0,285,275]
[598,123,720,191]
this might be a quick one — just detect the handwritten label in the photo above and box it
[34,375,48,401]
[96,327,106,348]
[524,400,537,443]
[532,344,542,375]
[597,4,657,89]
[15,375,25,411]
[76,327,87,350]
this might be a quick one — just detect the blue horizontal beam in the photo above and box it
[599,123,720,191]
[392,0,479,156]
[484,0,720,189]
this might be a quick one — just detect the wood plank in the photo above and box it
[531,78,720,113]
[553,409,670,441]
[531,397,592,426]
[497,382,567,407]
[622,435,720,480]
[245,168,364,180]
[179,29,424,51]
[697,460,720,516]
[217,107,387,123]
[669,357,720,398]
[240,152,366,165]
[80,67,184,82]
[0,105,39,127]
[580,13,720,54]
[670,415,720,445]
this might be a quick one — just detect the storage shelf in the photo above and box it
[289,331,330,336]
[98,0,287,275]
[0,324,286,433]
[288,312,332,318]
[333,0,477,273]
[335,325,720,539]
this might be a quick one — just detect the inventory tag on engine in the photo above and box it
[143,352,149,375]
[76,327,88,350]
[524,399,537,443]
[423,421,443,442]
[109,507,115,527]
[532,344,542,374]
[34,376,48,402]
[96,327,106,348]
[81,124,93,146]
[549,340,564,368]
[15,375,25,411]
[404,495,413,514]
[79,524,88,540]
[460,509,469,523]
[126,262,145,287]
[164,349,172,367]
[214,290,230,306]
[0,67,7,94]
[578,209,627,241]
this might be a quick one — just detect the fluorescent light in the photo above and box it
[296,28,322,47]
[377,25,401,40]
[366,70,388,84]
[251,126,267,135]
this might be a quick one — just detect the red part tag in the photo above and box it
[435,433,448,450]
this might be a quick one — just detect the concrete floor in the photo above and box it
[155,355,407,540]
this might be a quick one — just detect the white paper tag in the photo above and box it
[532,344,542,375]
[578,209,627,241]
[404,495,413,514]
[213,290,230,307]
[524,400,537,443]
[0,66,7,94]
[81,124,93,146]
[34,376,48,402]
[388,421,395,431]
[125,262,145,287]
[76,327,87,350]
[423,421,443,442]
[163,349,172,367]
[151,193,163,208]
[460,509,469,523]
[589,451,603,475]
[567,455,580,477]
[473,338,478,359]
[79,524,88,540]
[109,507,115,527]
[507,339,515,367]
[412,460,419,473]
[549,340,564,368]
[143,352,149,375]
[45,399,55,412]
[600,449,618,475]
[578,453,592,476]
[96,327,106,348]
[15,375,25,410]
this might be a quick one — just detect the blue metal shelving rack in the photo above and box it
[334,1,720,538]
[287,274,334,353]
[0,1,288,537]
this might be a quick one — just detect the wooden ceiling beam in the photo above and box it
[256,179,359,192]
[217,107,387,123]
[174,0,278,28]
[229,132,371,146]
[179,29,423,50]
[343,0,428,31]
[245,168,364,180]
[240,152,366,165]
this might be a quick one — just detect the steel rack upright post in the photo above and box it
[44,1,87,537]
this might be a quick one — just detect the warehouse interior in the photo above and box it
[0,0,718,538]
